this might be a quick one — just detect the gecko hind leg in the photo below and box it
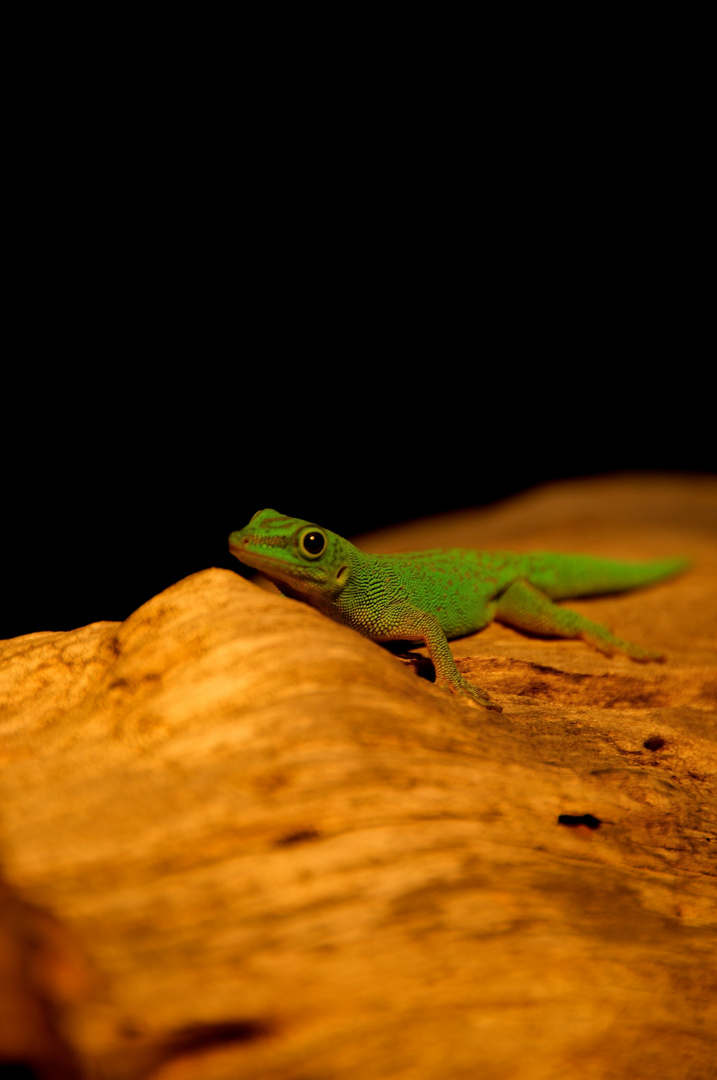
[494,579,665,662]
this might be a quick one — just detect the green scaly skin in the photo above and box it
[228,510,690,713]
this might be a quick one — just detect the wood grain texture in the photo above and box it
[1,475,716,1080]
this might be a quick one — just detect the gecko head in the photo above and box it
[228,509,351,599]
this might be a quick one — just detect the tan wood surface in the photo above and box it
[1,474,715,1079]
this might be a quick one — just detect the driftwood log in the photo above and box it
[1,475,716,1080]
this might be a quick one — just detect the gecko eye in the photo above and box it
[298,526,327,559]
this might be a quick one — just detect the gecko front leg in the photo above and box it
[386,604,502,712]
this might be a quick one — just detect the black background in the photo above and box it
[3,66,713,641]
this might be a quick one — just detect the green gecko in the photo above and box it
[228,509,689,712]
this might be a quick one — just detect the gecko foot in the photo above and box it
[436,673,502,712]
[582,633,666,663]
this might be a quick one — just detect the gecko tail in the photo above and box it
[526,554,691,600]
